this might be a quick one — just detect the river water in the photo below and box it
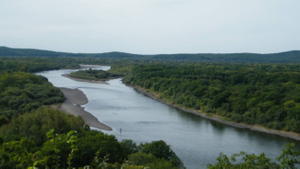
[36,66,300,169]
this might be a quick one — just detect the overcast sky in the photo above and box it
[0,0,299,54]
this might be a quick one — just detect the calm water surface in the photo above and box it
[36,67,300,169]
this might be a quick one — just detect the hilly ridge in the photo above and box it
[0,46,299,63]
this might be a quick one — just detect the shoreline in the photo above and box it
[132,86,300,141]
[58,87,112,131]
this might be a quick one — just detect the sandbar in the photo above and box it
[58,87,112,131]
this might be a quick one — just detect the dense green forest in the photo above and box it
[0,72,64,126]
[0,57,80,73]
[123,64,300,133]
[69,69,123,81]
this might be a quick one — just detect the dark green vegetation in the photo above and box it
[0,109,184,168]
[0,108,184,168]
[70,68,123,81]
[0,57,80,73]
[124,64,300,133]
[0,72,64,126]
[208,143,300,169]
[1,46,300,63]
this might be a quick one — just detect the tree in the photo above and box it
[207,143,300,169]
[139,140,184,168]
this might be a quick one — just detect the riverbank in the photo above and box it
[58,87,112,131]
[132,86,300,141]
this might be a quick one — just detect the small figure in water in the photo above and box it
[120,128,122,134]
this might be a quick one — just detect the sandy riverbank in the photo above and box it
[58,87,112,131]
[133,86,300,141]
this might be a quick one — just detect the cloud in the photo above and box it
[0,0,299,54]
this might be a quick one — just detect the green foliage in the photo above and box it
[125,63,300,133]
[127,152,177,169]
[127,152,158,166]
[208,143,300,169]
[74,130,124,166]
[0,57,80,73]
[0,137,34,168]
[0,72,64,126]
[0,107,85,147]
[36,130,79,168]
[120,139,138,157]
[139,140,185,168]
[0,129,184,169]
[276,143,300,169]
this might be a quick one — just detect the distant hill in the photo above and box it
[0,46,144,58]
[0,46,299,63]
[0,46,80,57]
[151,51,300,63]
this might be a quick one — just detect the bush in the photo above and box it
[0,107,85,146]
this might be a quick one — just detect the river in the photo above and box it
[36,66,300,169]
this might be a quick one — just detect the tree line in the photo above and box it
[0,57,80,73]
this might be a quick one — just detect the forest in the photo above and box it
[0,57,80,73]
[123,63,300,133]
[0,72,64,126]
[0,48,300,168]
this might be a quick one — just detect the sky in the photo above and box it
[0,0,299,54]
